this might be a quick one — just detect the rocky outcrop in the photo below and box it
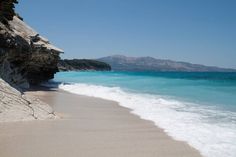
[0,16,63,88]
[0,1,61,122]
[58,59,111,71]
[0,78,56,122]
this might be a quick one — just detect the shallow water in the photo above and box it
[52,71,236,157]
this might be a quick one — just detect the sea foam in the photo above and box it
[59,83,236,157]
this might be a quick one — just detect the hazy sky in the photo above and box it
[16,0,236,68]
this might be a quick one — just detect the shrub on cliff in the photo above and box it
[58,59,112,71]
[0,0,18,25]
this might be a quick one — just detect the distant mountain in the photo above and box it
[97,55,236,72]
[58,59,111,71]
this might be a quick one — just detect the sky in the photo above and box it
[16,0,236,68]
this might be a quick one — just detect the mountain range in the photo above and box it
[97,55,236,72]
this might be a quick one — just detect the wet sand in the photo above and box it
[0,87,202,157]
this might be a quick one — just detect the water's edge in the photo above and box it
[57,82,236,157]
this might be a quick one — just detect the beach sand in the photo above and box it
[0,87,202,157]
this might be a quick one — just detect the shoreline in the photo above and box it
[0,86,202,157]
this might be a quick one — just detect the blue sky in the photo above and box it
[16,0,236,68]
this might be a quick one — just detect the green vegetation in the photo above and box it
[58,59,111,71]
[0,0,18,25]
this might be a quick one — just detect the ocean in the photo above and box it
[51,71,236,157]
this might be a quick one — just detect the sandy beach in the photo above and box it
[0,87,202,157]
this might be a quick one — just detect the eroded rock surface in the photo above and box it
[0,1,62,122]
[0,78,56,122]
[0,16,63,88]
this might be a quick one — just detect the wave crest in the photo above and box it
[59,83,236,157]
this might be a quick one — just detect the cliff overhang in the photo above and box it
[0,13,63,88]
[0,0,61,122]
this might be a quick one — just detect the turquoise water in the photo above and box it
[52,71,236,157]
[54,71,236,111]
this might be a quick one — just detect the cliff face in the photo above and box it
[0,1,61,122]
[0,16,63,88]
[58,59,111,71]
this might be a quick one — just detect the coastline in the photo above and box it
[0,86,202,157]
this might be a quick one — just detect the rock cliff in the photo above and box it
[0,16,63,88]
[0,0,61,122]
